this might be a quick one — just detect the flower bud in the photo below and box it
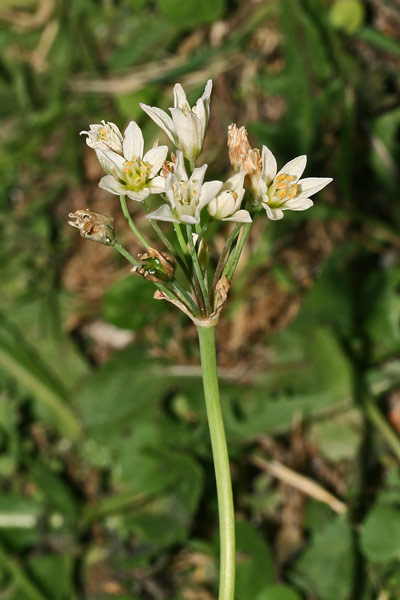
[188,234,209,270]
[68,209,115,246]
[207,172,252,223]
[197,237,209,270]
[132,248,176,283]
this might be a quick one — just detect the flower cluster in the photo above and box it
[79,82,331,228]
[72,79,332,323]
[227,124,332,220]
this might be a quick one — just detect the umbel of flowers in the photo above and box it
[69,80,332,600]
[72,79,331,324]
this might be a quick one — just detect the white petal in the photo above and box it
[96,149,125,177]
[190,164,208,200]
[296,177,332,198]
[173,83,189,109]
[143,145,168,176]
[257,177,269,199]
[224,171,246,190]
[123,121,144,161]
[148,176,166,194]
[108,121,123,138]
[174,151,188,181]
[193,99,207,138]
[170,109,202,161]
[201,79,213,103]
[284,197,314,211]
[277,155,307,182]
[147,204,177,223]
[98,175,126,196]
[223,209,252,223]
[191,164,207,184]
[140,103,177,144]
[261,146,277,185]
[263,203,284,220]
[165,173,178,208]
[125,188,149,202]
[199,180,223,207]
[200,80,212,122]
[180,213,199,225]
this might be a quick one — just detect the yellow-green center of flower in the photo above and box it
[98,127,107,141]
[172,179,198,216]
[268,173,298,206]
[123,157,151,191]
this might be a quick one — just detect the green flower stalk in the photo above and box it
[69,80,332,600]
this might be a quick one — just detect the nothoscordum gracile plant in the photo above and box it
[70,79,332,600]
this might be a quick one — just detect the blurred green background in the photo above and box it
[1,0,400,598]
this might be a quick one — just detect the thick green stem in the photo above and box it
[197,325,235,600]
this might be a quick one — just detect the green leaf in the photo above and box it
[0,331,81,440]
[157,0,225,28]
[0,495,41,549]
[76,345,166,434]
[308,409,362,461]
[361,506,400,563]
[102,276,168,331]
[235,520,275,600]
[223,326,352,440]
[256,585,301,600]
[29,554,73,600]
[123,451,203,556]
[291,516,353,600]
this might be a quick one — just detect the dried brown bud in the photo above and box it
[161,153,176,178]
[132,247,176,283]
[227,124,252,173]
[227,124,262,197]
[68,209,115,246]
[227,124,262,176]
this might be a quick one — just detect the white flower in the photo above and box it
[140,80,212,162]
[208,172,252,223]
[95,121,168,202]
[255,146,332,220]
[147,151,222,225]
[80,120,123,154]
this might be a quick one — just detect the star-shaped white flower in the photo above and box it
[140,80,212,162]
[94,121,168,202]
[208,172,252,223]
[255,147,332,220]
[146,151,222,225]
[80,120,123,154]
